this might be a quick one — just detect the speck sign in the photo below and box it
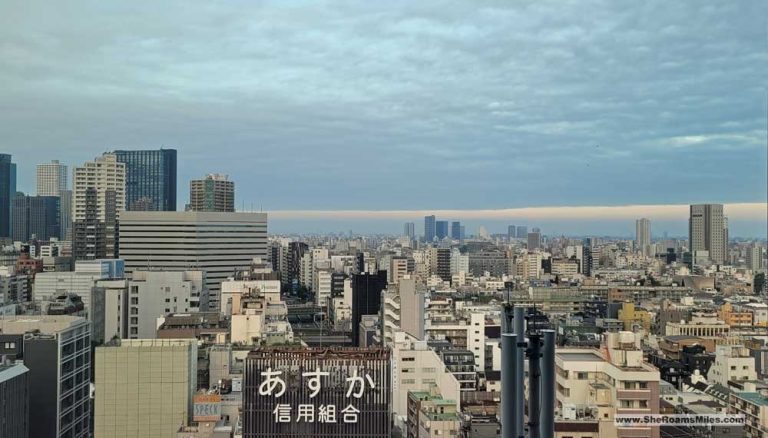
[193,394,222,422]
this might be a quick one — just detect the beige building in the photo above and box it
[390,331,460,431]
[665,311,730,338]
[94,339,197,438]
[229,287,292,345]
[556,331,660,438]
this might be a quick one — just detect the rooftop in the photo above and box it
[734,392,768,407]
[557,352,604,362]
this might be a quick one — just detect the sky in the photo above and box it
[1,1,766,236]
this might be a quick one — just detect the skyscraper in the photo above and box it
[189,174,234,212]
[689,204,726,265]
[424,215,436,242]
[635,218,651,256]
[72,153,125,260]
[451,221,461,240]
[36,160,68,197]
[113,149,177,211]
[11,195,60,242]
[0,154,17,238]
[403,222,415,238]
[436,220,449,240]
[508,225,516,240]
[516,226,527,239]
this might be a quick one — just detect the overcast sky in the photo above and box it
[1,1,766,235]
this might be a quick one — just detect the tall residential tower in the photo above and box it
[689,204,727,265]
[188,173,234,212]
[72,153,125,259]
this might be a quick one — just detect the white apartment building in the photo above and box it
[425,307,486,370]
[450,249,469,275]
[126,270,205,339]
[118,211,268,311]
[313,269,332,307]
[709,345,757,387]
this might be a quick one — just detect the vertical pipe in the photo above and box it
[502,303,514,334]
[513,307,525,438]
[528,333,541,438]
[540,330,556,438]
[501,334,515,438]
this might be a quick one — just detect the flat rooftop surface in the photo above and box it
[557,352,604,362]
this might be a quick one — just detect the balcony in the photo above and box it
[617,389,651,400]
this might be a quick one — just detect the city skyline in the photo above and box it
[1,1,766,218]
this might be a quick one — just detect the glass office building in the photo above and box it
[113,149,177,211]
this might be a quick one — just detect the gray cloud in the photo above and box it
[0,0,766,219]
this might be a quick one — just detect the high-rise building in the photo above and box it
[113,149,177,211]
[689,204,726,265]
[244,347,391,438]
[435,220,449,240]
[515,226,527,239]
[95,339,197,438]
[0,316,91,438]
[36,160,68,197]
[118,211,267,311]
[72,153,126,260]
[351,271,387,346]
[189,174,234,212]
[450,221,461,240]
[0,154,17,238]
[11,195,60,242]
[635,218,651,256]
[424,215,436,242]
[403,222,415,238]
[747,244,764,272]
[507,225,516,240]
[429,247,451,282]
[527,231,541,250]
[0,363,29,438]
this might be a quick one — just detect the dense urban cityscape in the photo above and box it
[0,150,765,438]
[3,1,767,438]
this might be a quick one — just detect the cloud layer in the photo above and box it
[1,1,766,219]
